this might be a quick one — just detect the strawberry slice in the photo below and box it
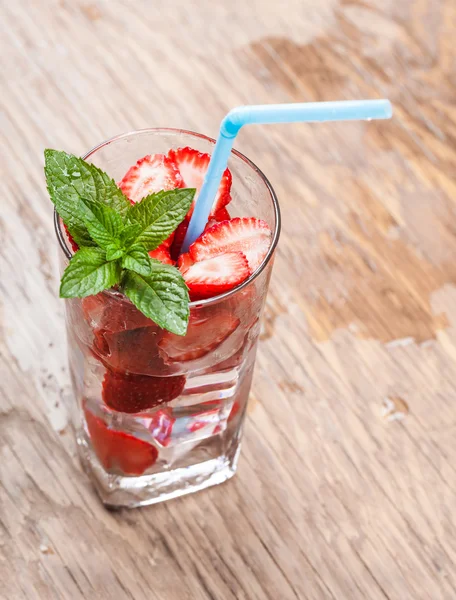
[94,326,165,375]
[149,244,174,265]
[102,370,186,413]
[213,207,231,222]
[83,295,166,374]
[84,406,158,475]
[203,207,232,233]
[168,147,232,216]
[118,154,183,203]
[180,252,250,300]
[176,252,194,274]
[189,217,272,273]
[159,309,240,363]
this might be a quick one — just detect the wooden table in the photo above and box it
[1,1,455,598]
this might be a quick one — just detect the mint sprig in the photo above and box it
[45,149,195,335]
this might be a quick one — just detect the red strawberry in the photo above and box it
[149,244,174,265]
[94,326,165,375]
[213,207,230,222]
[176,252,194,274]
[84,406,158,475]
[203,207,231,233]
[102,370,186,413]
[83,295,166,374]
[180,252,250,301]
[189,217,272,273]
[168,147,232,216]
[158,309,240,363]
[119,154,183,203]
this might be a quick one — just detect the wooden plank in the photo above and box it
[1,0,455,598]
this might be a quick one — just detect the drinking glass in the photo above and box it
[55,129,280,507]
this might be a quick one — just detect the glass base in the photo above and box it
[77,433,241,508]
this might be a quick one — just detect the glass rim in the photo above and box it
[54,127,281,307]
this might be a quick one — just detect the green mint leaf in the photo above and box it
[121,245,152,276]
[106,244,124,261]
[119,223,142,248]
[127,188,195,251]
[123,263,189,335]
[60,247,121,298]
[79,198,124,249]
[44,149,130,245]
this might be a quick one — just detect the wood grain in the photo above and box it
[1,0,456,598]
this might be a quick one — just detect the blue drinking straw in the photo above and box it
[181,99,392,252]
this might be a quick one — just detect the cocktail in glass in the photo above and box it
[55,129,280,508]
